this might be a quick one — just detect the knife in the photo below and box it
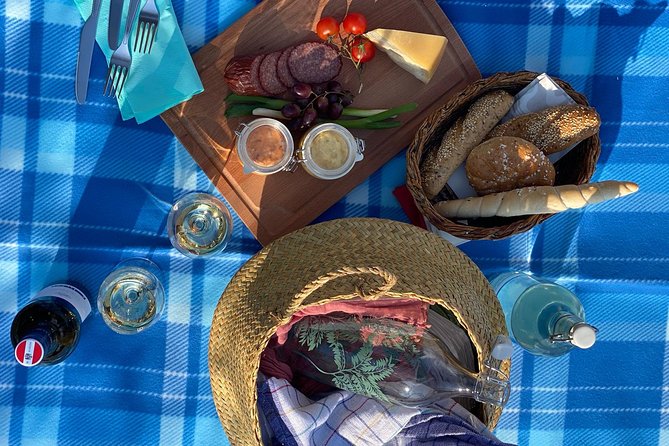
[108,0,124,51]
[75,0,102,104]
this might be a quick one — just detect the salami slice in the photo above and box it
[250,55,269,96]
[277,47,296,88]
[224,55,269,96]
[259,51,286,95]
[288,42,342,84]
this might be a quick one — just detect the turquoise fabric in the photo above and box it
[73,0,203,123]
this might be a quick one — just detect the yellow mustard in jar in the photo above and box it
[309,130,349,171]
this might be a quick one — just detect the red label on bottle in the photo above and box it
[15,339,44,367]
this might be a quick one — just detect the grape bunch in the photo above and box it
[281,81,354,131]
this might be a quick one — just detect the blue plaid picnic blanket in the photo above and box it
[1,0,668,445]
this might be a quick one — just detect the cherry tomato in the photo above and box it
[316,16,340,40]
[350,37,375,63]
[342,12,367,35]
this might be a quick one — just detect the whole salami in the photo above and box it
[225,42,341,96]
[224,55,269,96]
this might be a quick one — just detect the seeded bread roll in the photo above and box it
[435,180,638,218]
[466,136,555,195]
[421,90,514,199]
[487,104,600,154]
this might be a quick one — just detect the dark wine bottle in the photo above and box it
[10,284,91,367]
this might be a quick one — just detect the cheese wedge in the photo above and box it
[364,28,448,84]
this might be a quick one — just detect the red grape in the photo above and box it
[292,82,312,99]
[302,107,317,127]
[327,102,344,119]
[281,103,302,119]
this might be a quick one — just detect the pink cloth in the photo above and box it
[260,336,336,395]
[274,298,430,345]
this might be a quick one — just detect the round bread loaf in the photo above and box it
[466,136,555,195]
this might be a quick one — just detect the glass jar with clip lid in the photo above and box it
[235,118,296,175]
[296,123,365,180]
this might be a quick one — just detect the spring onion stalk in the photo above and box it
[224,104,258,118]
[225,98,416,130]
[225,94,396,118]
[350,102,418,123]
[231,105,401,129]
[251,108,285,119]
[324,119,402,129]
[225,94,289,109]
[341,108,388,117]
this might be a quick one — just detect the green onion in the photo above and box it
[342,108,388,117]
[224,104,259,118]
[251,108,285,119]
[323,119,403,129]
[225,94,289,109]
[351,102,418,123]
[224,95,417,130]
[225,94,404,117]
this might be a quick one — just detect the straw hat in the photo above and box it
[208,218,509,445]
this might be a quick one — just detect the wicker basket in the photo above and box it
[406,71,601,239]
[208,218,510,445]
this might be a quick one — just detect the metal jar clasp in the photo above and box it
[354,138,365,162]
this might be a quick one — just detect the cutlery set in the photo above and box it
[76,0,160,104]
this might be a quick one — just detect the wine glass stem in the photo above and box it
[124,288,142,304]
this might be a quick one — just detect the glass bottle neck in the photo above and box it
[23,329,53,355]
[429,357,510,407]
[549,312,584,343]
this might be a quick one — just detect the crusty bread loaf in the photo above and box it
[487,104,600,154]
[435,180,638,218]
[421,90,514,199]
[466,136,555,195]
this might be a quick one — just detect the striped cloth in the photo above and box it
[257,377,420,446]
[0,0,668,445]
[257,377,510,446]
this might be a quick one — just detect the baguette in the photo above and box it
[487,104,601,154]
[435,180,638,218]
[421,90,514,199]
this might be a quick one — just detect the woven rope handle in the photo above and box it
[297,266,398,303]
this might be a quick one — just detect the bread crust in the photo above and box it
[435,180,639,218]
[487,104,600,154]
[466,136,555,195]
[420,90,515,199]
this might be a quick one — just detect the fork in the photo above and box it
[103,0,142,97]
[134,0,159,54]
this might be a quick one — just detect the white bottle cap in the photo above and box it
[571,324,597,349]
[491,335,513,360]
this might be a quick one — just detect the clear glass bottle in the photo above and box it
[11,284,91,367]
[490,272,597,356]
[279,315,511,409]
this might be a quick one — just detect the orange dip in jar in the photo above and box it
[246,125,287,168]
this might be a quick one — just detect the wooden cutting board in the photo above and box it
[161,0,480,246]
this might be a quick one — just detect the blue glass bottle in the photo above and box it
[490,272,597,357]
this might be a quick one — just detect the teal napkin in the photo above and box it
[74,0,204,123]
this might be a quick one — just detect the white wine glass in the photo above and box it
[167,192,233,258]
[98,258,165,335]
